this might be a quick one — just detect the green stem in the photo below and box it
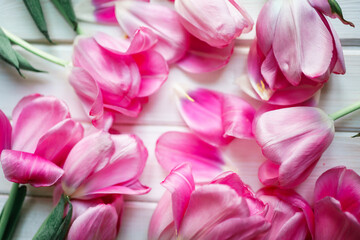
[0,183,19,239]
[1,27,70,67]
[329,101,360,120]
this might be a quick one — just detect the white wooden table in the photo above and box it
[0,0,359,239]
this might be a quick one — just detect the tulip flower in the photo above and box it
[148,163,270,239]
[67,196,123,240]
[174,0,253,48]
[314,167,360,239]
[256,187,314,240]
[69,27,168,129]
[246,0,353,105]
[175,87,256,146]
[255,107,335,188]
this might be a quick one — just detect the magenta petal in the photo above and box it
[258,160,280,186]
[315,197,360,240]
[1,150,64,187]
[94,27,158,55]
[0,110,12,151]
[177,35,234,73]
[11,95,70,153]
[133,50,169,97]
[156,132,225,181]
[62,131,115,196]
[161,163,195,233]
[34,119,84,167]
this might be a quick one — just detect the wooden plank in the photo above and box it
[1,46,360,130]
[0,195,156,239]
[1,126,360,204]
[0,0,358,42]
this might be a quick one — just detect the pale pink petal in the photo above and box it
[327,18,346,74]
[115,1,189,63]
[68,203,119,240]
[0,110,12,151]
[34,119,84,167]
[156,132,225,181]
[94,27,158,55]
[175,0,253,47]
[176,88,231,146]
[177,35,234,73]
[11,94,42,127]
[62,131,115,196]
[11,96,70,153]
[148,192,176,240]
[314,197,360,240]
[258,160,280,186]
[261,50,290,90]
[161,163,195,233]
[1,150,64,187]
[179,184,250,239]
[133,50,169,97]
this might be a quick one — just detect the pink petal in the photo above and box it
[94,27,158,55]
[72,134,148,197]
[1,150,64,187]
[161,163,195,233]
[175,0,253,47]
[68,203,119,240]
[314,197,360,240]
[62,131,115,196]
[178,184,250,239]
[177,35,234,73]
[103,99,142,118]
[0,110,12,151]
[155,132,225,181]
[11,94,42,127]
[133,50,169,97]
[11,95,70,153]
[34,119,84,167]
[115,1,189,63]
[327,18,346,74]
[258,160,280,186]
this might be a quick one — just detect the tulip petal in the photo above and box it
[133,50,168,97]
[161,163,195,233]
[68,203,119,240]
[177,35,234,73]
[94,27,158,55]
[0,110,12,151]
[34,119,84,167]
[115,1,189,63]
[62,131,115,196]
[1,150,64,187]
[11,95,70,153]
[258,160,280,186]
[315,197,360,240]
[327,18,346,74]
[156,132,225,181]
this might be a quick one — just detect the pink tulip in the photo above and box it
[67,196,123,240]
[148,163,270,239]
[0,94,84,187]
[70,27,168,129]
[176,87,256,146]
[247,0,351,105]
[256,187,314,240]
[314,167,360,239]
[174,0,253,48]
[255,107,334,188]
[59,131,150,200]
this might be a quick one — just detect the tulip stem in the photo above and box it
[0,183,19,239]
[1,27,70,67]
[329,101,360,120]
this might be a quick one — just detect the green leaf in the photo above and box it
[351,133,360,138]
[51,0,78,32]
[3,185,27,240]
[14,51,46,73]
[33,195,69,240]
[328,0,355,27]
[0,28,21,73]
[23,0,53,43]
[54,198,72,240]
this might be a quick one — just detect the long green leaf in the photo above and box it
[51,0,78,32]
[54,198,73,240]
[23,0,52,43]
[3,185,27,240]
[0,28,20,73]
[14,51,46,73]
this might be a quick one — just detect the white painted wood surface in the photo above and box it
[0,0,360,239]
